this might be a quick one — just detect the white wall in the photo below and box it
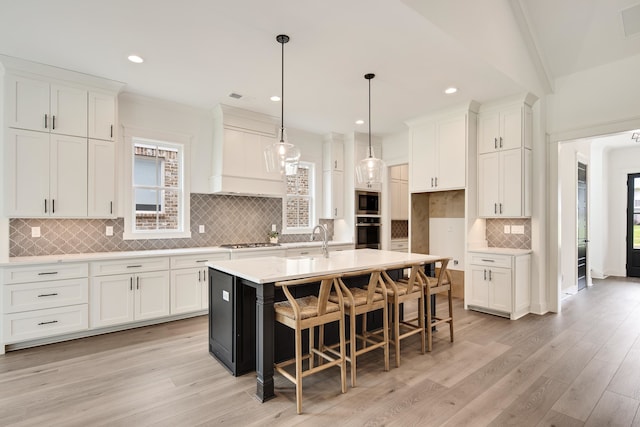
[605,145,640,276]
[588,141,607,279]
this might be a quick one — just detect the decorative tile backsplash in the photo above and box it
[9,194,334,257]
[486,218,531,249]
[391,220,408,239]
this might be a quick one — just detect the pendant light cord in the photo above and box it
[368,76,372,158]
[280,37,285,142]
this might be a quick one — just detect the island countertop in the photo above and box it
[206,248,448,284]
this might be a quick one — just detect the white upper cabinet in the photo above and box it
[407,102,478,193]
[88,91,116,141]
[390,164,408,220]
[323,134,344,218]
[6,75,88,137]
[478,100,533,154]
[210,104,286,196]
[88,139,116,218]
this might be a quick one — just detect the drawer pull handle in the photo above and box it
[481,259,495,262]
[300,251,309,255]
[37,293,59,297]
[38,272,59,275]
[127,265,142,268]
[38,320,59,326]
[196,260,208,263]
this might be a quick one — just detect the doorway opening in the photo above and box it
[627,173,640,277]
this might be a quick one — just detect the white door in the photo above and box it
[6,75,50,132]
[5,129,50,216]
[91,275,134,328]
[500,149,523,217]
[488,268,512,313]
[135,271,170,320]
[477,110,500,154]
[436,116,466,190]
[50,84,87,137]
[478,152,500,217]
[88,92,116,141]
[88,139,115,217]
[170,268,203,314]
[469,266,490,307]
[500,106,522,151]
[409,122,436,192]
[50,134,87,217]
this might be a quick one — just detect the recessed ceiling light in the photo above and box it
[355,119,364,125]
[127,55,144,64]
[444,87,458,95]
[270,95,281,102]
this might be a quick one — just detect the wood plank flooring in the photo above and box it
[2,277,640,426]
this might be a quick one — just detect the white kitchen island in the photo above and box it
[206,249,447,402]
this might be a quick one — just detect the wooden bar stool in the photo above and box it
[379,263,426,367]
[419,258,454,351]
[327,269,389,387]
[273,274,347,414]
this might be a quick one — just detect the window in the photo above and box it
[284,162,314,233]
[123,127,190,240]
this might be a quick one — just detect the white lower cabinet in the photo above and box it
[2,263,89,345]
[169,252,229,314]
[466,251,531,320]
[90,258,170,328]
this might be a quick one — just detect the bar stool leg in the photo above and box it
[349,308,357,387]
[426,287,433,352]
[448,288,454,342]
[295,326,303,414]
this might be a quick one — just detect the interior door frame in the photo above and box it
[576,153,589,289]
[627,172,640,277]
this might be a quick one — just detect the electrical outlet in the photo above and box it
[453,260,459,265]
[272,224,277,232]
[511,225,525,234]
[503,225,511,234]
[105,226,114,236]
[31,227,41,238]
[199,225,205,233]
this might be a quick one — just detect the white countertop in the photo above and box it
[207,249,448,284]
[468,247,532,256]
[0,241,354,267]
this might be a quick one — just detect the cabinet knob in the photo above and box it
[494,137,497,149]
[44,114,48,129]
[499,136,503,148]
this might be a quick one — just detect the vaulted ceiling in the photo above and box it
[1,0,639,137]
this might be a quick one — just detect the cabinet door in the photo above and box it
[409,122,436,192]
[500,149,523,217]
[488,267,512,313]
[88,139,115,217]
[436,115,466,190]
[50,84,87,137]
[135,271,170,320]
[478,152,500,217]
[400,181,409,220]
[390,179,401,220]
[201,268,209,310]
[170,268,203,314]
[91,275,134,328]
[88,92,116,141]
[500,106,523,151]
[4,129,50,216]
[6,75,50,132]
[469,266,490,307]
[330,141,344,171]
[331,170,344,218]
[478,110,500,154]
[50,134,87,217]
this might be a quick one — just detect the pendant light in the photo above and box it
[355,73,385,187]
[264,34,301,176]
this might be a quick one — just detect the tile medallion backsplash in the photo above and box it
[391,220,409,239]
[486,218,531,249]
[9,194,334,257]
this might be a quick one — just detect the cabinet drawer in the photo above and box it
[90,257,169,276]
[3,263,88,284]
[170,253,229,269]
[390,240,409,251]
[3,304,88,344]
[4,278,88,313]
[469,253,512,269]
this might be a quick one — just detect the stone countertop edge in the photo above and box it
[468,247,532,255]
[206,249,448,284]
[0,241,354,266]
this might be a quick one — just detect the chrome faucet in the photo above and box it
[310,224,329,258]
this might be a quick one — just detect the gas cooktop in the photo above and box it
[219,242,281,249]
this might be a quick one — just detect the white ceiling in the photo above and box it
[1,0,639,137]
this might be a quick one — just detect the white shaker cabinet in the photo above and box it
[88,139,116,218]
[390,164,408,220]
[88,91,116,141]
[6,75,88,137]
[466,251,530,320]
[477,104,530,154]
[90,258,170,328]
[323,135,344,219]
[4,129,87,217]
[169,253,229,314]
[478,148,531,218]
[407,103,477,193]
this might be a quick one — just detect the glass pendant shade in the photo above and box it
[355,73,385,186]
[264,128,300,176]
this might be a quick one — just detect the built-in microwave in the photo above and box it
[355,191,380,215]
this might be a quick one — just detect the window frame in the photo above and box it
[122,126,191,240]
[282,161,315,235]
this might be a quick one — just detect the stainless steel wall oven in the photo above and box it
[355,215,381,249]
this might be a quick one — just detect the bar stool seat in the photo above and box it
[274,274,347,414]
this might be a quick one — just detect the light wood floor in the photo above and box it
[2,277,640,426]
